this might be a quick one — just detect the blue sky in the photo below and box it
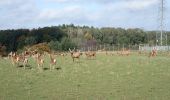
[0,0,169,30]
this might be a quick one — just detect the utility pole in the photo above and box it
[160,0,164,45]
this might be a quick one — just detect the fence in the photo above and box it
[77,44,139,51]
[77,44,170,52]
[139,44,170,51]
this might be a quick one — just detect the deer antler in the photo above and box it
[69,48,72,52]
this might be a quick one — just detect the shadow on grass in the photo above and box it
[43,67,49,70]
[42,67,62,71]
[55,67,62,70]
[17,64,32,69]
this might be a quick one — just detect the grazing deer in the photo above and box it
[105,51,114,56]
[49,53,57,70]
[118,48,130,56]
[69,48,82,62]
[85,51,96,59]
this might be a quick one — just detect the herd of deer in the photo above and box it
[5,47,157,71]
[8,50,57,71]
[6,48,97,70]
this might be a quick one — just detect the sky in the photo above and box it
[0,0,169,30]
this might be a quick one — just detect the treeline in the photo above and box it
[0,24,170,52]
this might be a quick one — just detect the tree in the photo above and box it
[84,32,93,40]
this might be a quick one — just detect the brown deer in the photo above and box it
[16,54,28,69]
[11,52,18,66]
[69,48,82,62]
[105,50,114,56]
[149,48,157,57]
[49,53,57,70]
[35,53,44,71]
[85,51,96,59]
[119,48,130,56]
[11,52,28,69]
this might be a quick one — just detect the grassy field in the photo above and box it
[0,53,170,100]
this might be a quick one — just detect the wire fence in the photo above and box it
[77,44,139,51]
[139,44,170,51]
[76,44,170,52]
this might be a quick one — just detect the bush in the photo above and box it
[30,43,51,53]
[48,37,77,51]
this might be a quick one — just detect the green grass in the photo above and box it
[0,53,170,100]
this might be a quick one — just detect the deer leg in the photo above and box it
[38,64,40,71]
[78,57,80,62]
[23,60,26,69]
[11,59,15,66]
[23,62,25,69]
[24,64,26,69]
[53,65,55,70]
[52,63,55,70]
[41,63,43,70]
[50,64,52,71]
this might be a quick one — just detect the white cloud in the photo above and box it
[0,0,169,30]
[37,5,84,21]
[104,0,159,12]
[124,0,159,10]
[0,0,39,29]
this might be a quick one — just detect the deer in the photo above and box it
[105,50,114,56]
[119,48,130,56]
[10,52,28,69]
[16,53,28,69]
[149,48,157,58]
[8,51,13,59]
[85,51,96,59]
[11,52,18,66]
[35,53,44,71]
[69,48,82,62]
[49,53,57,70]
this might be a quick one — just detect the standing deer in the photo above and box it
[149,48,157,57]
[35,53,44,71]
[10,52,28,69]
[16,54,28,69]
[11,52,17,66]
[69,48,82,62]
[49,53,57,70]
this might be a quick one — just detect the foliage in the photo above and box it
[0,24,170,52]
[48,37,77,51]
[30,43,51,53]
